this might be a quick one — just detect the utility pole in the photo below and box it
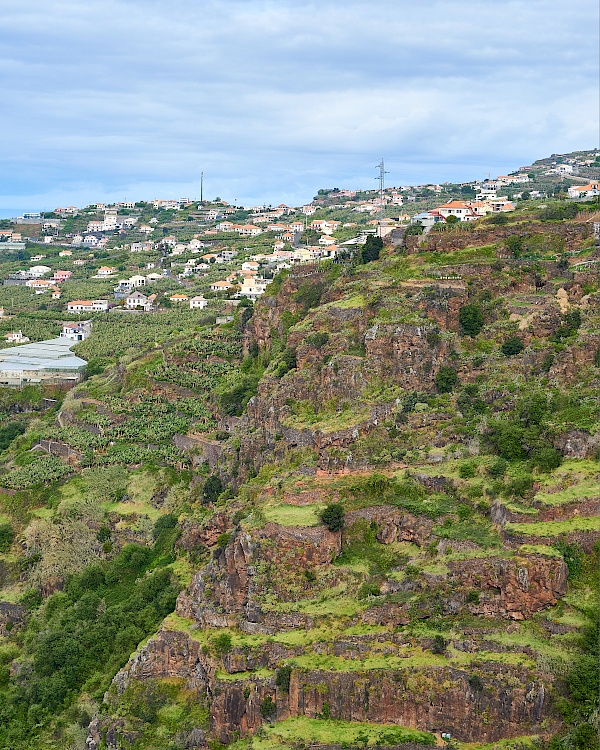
[200,172,204,204]
[376,158,388,237]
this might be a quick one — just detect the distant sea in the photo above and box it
[0,209,28,219]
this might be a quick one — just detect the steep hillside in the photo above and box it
[0,200,597,750]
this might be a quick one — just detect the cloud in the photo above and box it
[0,0,597,207]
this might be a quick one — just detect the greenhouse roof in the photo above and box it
[0,338,87,372]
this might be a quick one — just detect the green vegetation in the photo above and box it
[459,304,484,336]
[358,235,383,264]
[435,365,459,393]
[0,542,180,748]
[319,503,345,531]
[501,336,524,356]
[236,716,436,747]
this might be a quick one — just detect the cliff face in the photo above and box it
[104,506,567,744]
[98,228,600,749]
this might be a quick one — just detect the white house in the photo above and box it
[6,331,30,344]
[128,275,146,287]
[567,182,600,199]
[237,224,262,237]
[60,322,91,342]
[28,265,52,278]
[67,300,109,313]
[237,278,268,301]
[209,280,234,293]
[189,295,208,309]
[125,291,156,311]
[437,201,479,221]
[96,266,116,277]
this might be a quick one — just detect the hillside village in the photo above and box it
[0,150,598,331]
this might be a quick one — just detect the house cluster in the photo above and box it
[215,222,264,237]
[152,199,194,210]
[0,230,23,243]
[3,266,72,298]
[412,197,515,229]
[167,293,209,309]
[113,272,164,300]
[85,208,138,237]
[163,237,215,256]
[567,182,600,199]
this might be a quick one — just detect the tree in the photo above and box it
[319,503,345,532]
[458,304,484,337]
[359,235,383,264]
[404,223,423,237]
[501,336,524,356]
[505,235,523,257]
[0,523,14,552]
[202,474,223,504]
[435,366,459,393]
[445,214,459,225]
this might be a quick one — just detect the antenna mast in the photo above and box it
[200,172,204,204]
[376,159,388,237]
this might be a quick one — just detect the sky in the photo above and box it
[0,0,598,211]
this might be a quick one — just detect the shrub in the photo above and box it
[202,475,223,504]
[466,591,480,604]
[505,474,534,498]
[458,304,484,337]
[275,666,292,693]
[96,525,111,543]
[319,503,345,532]
[357,582,381,599]
[531,445,562,472]
[404,223,423,237]
[431,635,446,654]
[152,513,178,540]
[488,458,507,477]
[458,462,476,479]
[216,532,231,548]
[0,523,14,553]
[0,421,25,451]
[552,540,583,578]
[273,347,297,378]
[212,633,232,656]
[261,695,276,719]
[305,331,329,349]
[294,280,325,311]
[501,336,524,356]
[505,235,523,257]
[551,309,582,342]
[359,235,383,264]
[487,421,527,460]
[435,366,459,393]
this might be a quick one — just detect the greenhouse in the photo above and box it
[0,337,87,386]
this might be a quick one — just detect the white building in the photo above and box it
[190,295,208,309]
[60,322,92,342]
[67,300,109,313]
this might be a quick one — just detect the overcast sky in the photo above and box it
[1,0,598,211]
